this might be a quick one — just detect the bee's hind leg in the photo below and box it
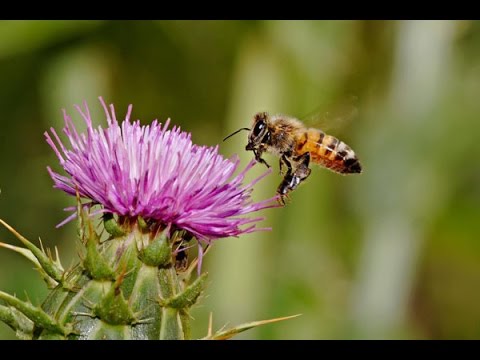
[277,168,300,206]
[278,193,290,206]
[293,152,312,182]
[276,153,312,205]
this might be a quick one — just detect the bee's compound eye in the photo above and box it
[253,120,265,136]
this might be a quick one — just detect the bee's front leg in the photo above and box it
[253,149,270,168]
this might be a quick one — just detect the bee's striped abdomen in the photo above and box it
[295,129,362,174]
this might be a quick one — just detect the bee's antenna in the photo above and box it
[222,128,250,142]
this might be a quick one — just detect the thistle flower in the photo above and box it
[0,98,289,340]
[45,98,277,240]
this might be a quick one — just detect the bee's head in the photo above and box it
[222,112,271,151]
[246,112,270,151]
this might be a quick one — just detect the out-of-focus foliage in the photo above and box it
[1,20,479,339]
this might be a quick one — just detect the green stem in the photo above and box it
[158,266,186,339]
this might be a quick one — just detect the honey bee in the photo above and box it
[224,112,362,204]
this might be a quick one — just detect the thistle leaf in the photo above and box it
[0,291,70,335]
[0,304,34,340]
[137,216,148,231]
[0,219,64,283]
[165,272,208,309]
[138,227,171,267]
[0,241,58,288]
[83,220,114,280]
[103,213,126,237]
[203,314,301,340]
[0,241,41,268]
[93,270,136,325]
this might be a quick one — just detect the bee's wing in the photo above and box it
[299,95,359,133]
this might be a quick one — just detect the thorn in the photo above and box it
[133,317,153,325]
[114,263,128,291]
[76,244,85,262]
[114,261,135,281]
[203,314,302,340]
[80,298,95,310]
[23,291,32,305]
[218,322,229,333]
[54,246,64,271]
[39,238,46,254]
[131,302,155,319]
[208,312,213,337]
[71,311,95,318]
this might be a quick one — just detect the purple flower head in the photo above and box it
[45,98,278,241]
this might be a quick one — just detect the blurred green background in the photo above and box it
[1,20,479,340]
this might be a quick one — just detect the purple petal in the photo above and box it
[46,98,277,241]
